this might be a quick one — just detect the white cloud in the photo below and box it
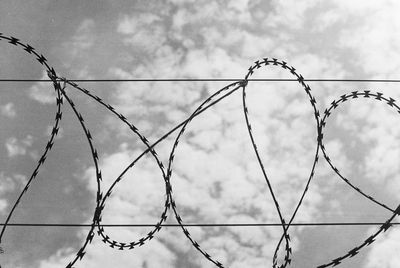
[37,145,178,267]
[66,19,96,57]
[117,13,161,34]
[266,0,320,29]
[29,71,57,104]
[0,173,26,215]
[0,173,27,194]
[45,125,64,139]
[0,199,7,214]
[364,226,400,268]
[312,9,342,32]
[335,0,400,77]
[0,102,16,118]
[38,230,177,268]
[117,13,167,54]
[5,135,34,157]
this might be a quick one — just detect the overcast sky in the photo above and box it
[1,1,400,267]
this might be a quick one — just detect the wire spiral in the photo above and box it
[0,33,399,267]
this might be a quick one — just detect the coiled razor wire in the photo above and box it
[0,33,399,268]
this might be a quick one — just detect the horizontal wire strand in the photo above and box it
[0,222,399,227]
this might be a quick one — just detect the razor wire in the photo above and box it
[0,33,399,268]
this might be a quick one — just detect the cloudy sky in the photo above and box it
[1,0,400,267]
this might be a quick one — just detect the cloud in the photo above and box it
[38,230,177,268]
[317,0,400,204]
[0,199,7,214]
[37,144,178,267]
[45,125,64,139]
[29,71,57,105]
[0,102,16,118]
[266,0,322,30]
[364,226,400,268]
[5,135,34,157]
[0,173,27,194]
[0,173,26,215]
[117,13,161,34]
[335,0,400,77]
[117,12,167,55]
[65,19,96,58]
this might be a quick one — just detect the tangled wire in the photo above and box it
[0,33,399,268]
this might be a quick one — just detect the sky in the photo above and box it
[1,0,400,267]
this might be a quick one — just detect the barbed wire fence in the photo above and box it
[0,33,399,268]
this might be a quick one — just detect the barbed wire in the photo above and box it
[0,33,399,268]
[1,222,399,227]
